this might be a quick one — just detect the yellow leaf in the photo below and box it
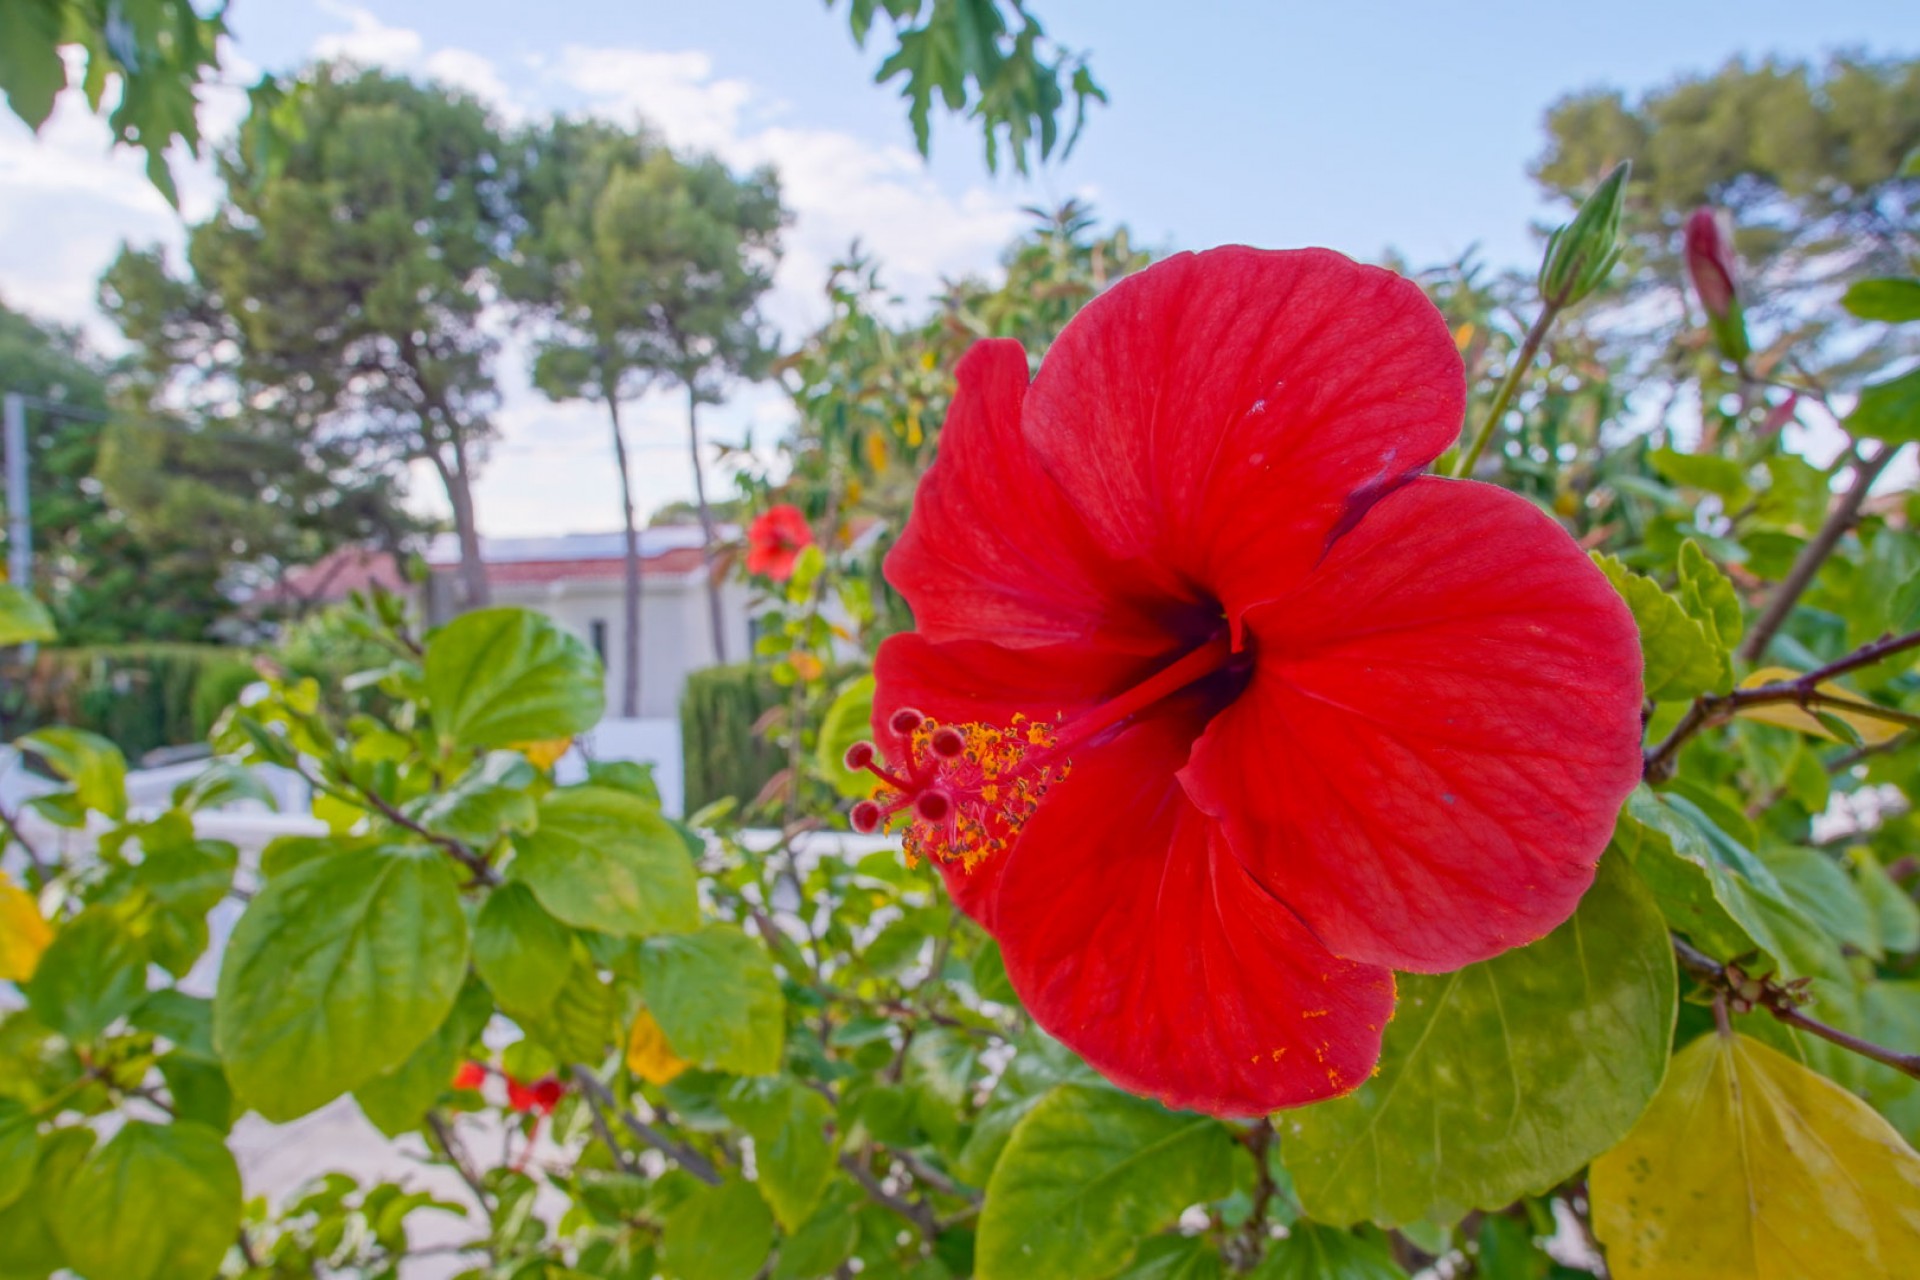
[0,871,53,982]
[1592,1031,1920,1279]
[1733,666,1905,746]
[863,430,889,474]
[790,652,825,683]
[626,1006,689,1086]
[513,737,573,770]
[1453,321,1476,352]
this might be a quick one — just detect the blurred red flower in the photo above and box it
[746,504,814,581]
[853,247,1643,1117]
[1683,207,1738,318]
[451,1061,486,1091]
[506,1075,565,1116]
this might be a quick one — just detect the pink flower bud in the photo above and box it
[1684,208,1738,318]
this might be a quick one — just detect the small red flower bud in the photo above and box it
[929,726,966,758]
[889,707,925,735]
[507,1075,565,1115]
[1684,208,1737,318]
[850,799,883,833]
[844,741,876,771]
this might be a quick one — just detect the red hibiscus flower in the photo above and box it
[848,247,1643,1117]
[745,504,814,581]
[451,1061,487,1091]
[506,1075,565,1116]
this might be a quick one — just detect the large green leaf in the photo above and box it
[16,727,127,821]
[1648,449,1750,502]
[0,1126,91,1280]
[473,880,575,1014]
[1852,848,1920,958]
[1849,367,1920,444]
[976,1084,1237,1280]
[426,607,604,749]
[958,1032,1104,1186]
[1284,854,1675,1227]
[0,585,55,646]
[521,943,618,1063]
[1593,553,1726,699]
[1250,1225,1406,1279]
[355,977,494,1137]
[1756,846,1876,957]
[638,927,785,1076]
[0,1097,35,1212]
[1843,277,1920,323]
[659,1176,775,1280]
[1616,789,1844,980]
[25,907,148,1042]
[52,1121,241,1280]
[511,786,700,937]
[1861,981,1920,1142]
[214,844,469,1121]
[1117,1235,1226,1279]
[722,1077,837,1230]
[815,675,877,799]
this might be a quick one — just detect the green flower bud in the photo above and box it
[1537,160,1630,309]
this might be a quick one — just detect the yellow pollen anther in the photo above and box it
[867,715,1069,872]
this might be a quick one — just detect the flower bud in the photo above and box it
[1537,160,1629,309]
[1684,206,1750,363]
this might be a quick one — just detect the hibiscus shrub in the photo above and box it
[7,181,1920,1280]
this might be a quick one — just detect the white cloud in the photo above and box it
[312,1,423,66]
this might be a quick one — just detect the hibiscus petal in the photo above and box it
[985,706,1395,1117]
[872,631,1164,923]
[1183,478,1644,973]
[885,339,1179,652]
[1023,247,1465,629]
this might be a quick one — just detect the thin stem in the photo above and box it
[1644,627,1920,780]
[569,1065,722,1186]
[298,760,497,886]
[1740,442,1898,664]
[1454,303,1560,479]
[838,1151,939,1239]
[425,1111,493,1211]
[576,1072,640,1175]
[1673,935,1920,1080]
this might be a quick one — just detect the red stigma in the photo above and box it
[844,712,1070,870]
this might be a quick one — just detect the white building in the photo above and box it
[422,526,754,720]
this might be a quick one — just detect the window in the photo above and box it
[589,619,608,660]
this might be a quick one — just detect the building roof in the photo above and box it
[423,525,738,587]
[260,546,410,605]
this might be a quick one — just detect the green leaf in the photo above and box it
[426,607,604,749]
[511,786,700,937]
[0,585,55,646]
[0,1126,91,1280]
[770,1181,863,1280]
[473,881,575,1014]
[639,927,785,1076]
[1848,368,1920,444]
[958,1031,1103,1185]
[1283,854,1676,1227]
[722,1077,836,1229]
[1616,790,1842,980]
[156,1053,235,1134]
[1117,1235,1225,1280]
[1843,277,1920,323]
[1755,454,1831,533]
[16,727,127,820]
[25,907,148,1042]
[0,0,66,131]
[355,977,494,1137]
[129,990,216,1059]
[1755,846,1877,957]
[52,1121,241,1280]
[1676,539,1742,650]
[1250,1225,1407,1280]
[1860,981,1920,1142]
[1852,849,1920,958]
[975,1084,1237,1280]
[521,943,618,1064]
[817,675,878,798]
[1648,449,1749,502]
[407,751,538,846]
[1592,552,1727,699]
[214,844,469,1121]
[659,1176,775,1280]
[0,1097,35,1212]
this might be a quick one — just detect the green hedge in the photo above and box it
[679,663,791,815]
[10,644,258,763]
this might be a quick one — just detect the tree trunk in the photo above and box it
[686,384,729,665]
[442,435,492,611]
[608,394,643,718]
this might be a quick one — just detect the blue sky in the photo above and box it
[1,0,1914,534]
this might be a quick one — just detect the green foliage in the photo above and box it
[510,787,701,937]
[53,1120,241,1280]
[426,607,606,749]
[9,643,255,760]
[680,662,792,811]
